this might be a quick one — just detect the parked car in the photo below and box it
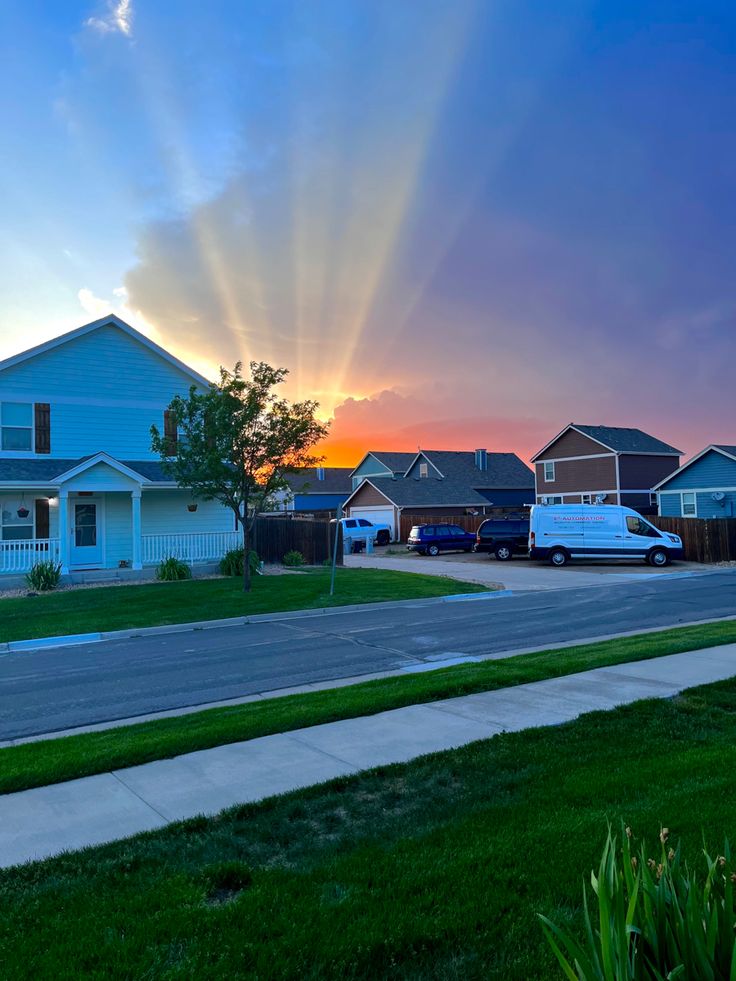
[528,504,683,567]
[474,516,530,560]
[334,516,392,546]
[407,524,476,556]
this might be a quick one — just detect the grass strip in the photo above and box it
[2,618,735,796]
[0,567,489,644]
[3,674,736,979]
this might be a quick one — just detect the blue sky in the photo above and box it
[1,0,734,463]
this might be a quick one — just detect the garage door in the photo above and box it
[349,506,396,540]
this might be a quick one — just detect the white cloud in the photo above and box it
[85,0,133,37]
[78,286,157,340]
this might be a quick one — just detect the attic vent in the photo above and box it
[316,467,325,481]
[474,448,488,471]
[419,463,428,478]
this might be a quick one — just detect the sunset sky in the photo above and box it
[1,0,734,466]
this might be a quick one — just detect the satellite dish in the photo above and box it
[712,492,726,502]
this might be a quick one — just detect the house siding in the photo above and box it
[292,493,346,511]
[0,325,201,461]
[659,489,736,518]
[535,456,616,494]
[658,450,736,491]
[618,454,679,490]
[405,456,441,479]
[535,429,606,460]
[141,491,234,534]
[347,482,394,508]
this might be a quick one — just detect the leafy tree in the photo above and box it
[152,362,329,592]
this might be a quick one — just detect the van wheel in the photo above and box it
[428,544,440,557]
[495,545,513,561]
[549,548,569,567]
[648,548,669,567]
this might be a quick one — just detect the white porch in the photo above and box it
[0,455,238,576]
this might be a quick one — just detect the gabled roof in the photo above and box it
[343,477,492,510]
[53,453,152,485]
[532,423,682,460]
[350,451,418,477]
[282,467,353,494]
[416,450,534,489]
[0,314,211,389]
[0,456,174,486]
[653,444,736,491]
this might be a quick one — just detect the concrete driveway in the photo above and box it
[346,550,713,591]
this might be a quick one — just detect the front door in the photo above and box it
[70,499,103,568]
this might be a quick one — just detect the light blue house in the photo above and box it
[0,315,238,578]
[654,445,736,518]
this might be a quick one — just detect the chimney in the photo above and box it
[316,467,325,481]
[474,448,488,471]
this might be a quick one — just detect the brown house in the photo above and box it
[531,424,682,511]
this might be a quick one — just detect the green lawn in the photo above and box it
[4,676,736,979]
[3,619,736,796]
[0,568,489,643]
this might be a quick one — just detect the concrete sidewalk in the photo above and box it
[2,643,735,869]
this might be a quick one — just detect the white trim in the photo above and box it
[54,452,149,485]
[534,452,615,464]
[652,445,736,491]
[680,491,697,517]
[68,495,106,570]
[659,486,736,495]
[402,451,444,478]
[0,315,211,389]
[0,400,35,455]
[349,452,395,479]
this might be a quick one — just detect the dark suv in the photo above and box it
[474,516,530,560]
[407,524,476,556]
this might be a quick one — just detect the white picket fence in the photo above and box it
[0,539,61,574]
[142,531,241,565]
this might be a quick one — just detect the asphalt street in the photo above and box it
[1,570,735,740]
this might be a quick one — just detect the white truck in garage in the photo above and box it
[529,504,683,566]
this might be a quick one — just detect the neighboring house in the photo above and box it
[654,445,736,518]
[343,448,534,539]
[0,315,238,577]
[349,451,418,490]
[270,466,353,513]
[531,424,681,510]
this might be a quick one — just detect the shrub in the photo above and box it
[26,560,62,592]
[156,556,192,581]
[540,825,736,980]
[219,548,260,577]
[282,550,304,567]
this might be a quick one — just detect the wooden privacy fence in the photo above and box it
[252,516,341,566]
[652,516,736,563]
[399,514,489,542]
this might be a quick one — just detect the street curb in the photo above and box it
[3,589,511,653]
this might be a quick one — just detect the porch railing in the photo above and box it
[142,531,241,566]
[0,538,61,574]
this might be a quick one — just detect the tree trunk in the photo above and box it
[241,512,251,593]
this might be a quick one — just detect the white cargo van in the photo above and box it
[529,504,683,567]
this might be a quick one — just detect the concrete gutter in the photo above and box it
[0,588,513,654]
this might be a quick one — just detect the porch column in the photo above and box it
[58,490,69,574]
[131,490,142,570]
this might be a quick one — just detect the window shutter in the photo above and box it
[164,410,178,455]
[35,498,50,539]
[34,403,51,454]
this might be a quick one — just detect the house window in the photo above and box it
[419,463,428,478]
[1,402,33,451]
[582,494,592,505]
[543,461,555,482]
[681,492,696,516]
[0,498,34,541]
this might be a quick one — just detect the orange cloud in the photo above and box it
[319,389,552,467]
